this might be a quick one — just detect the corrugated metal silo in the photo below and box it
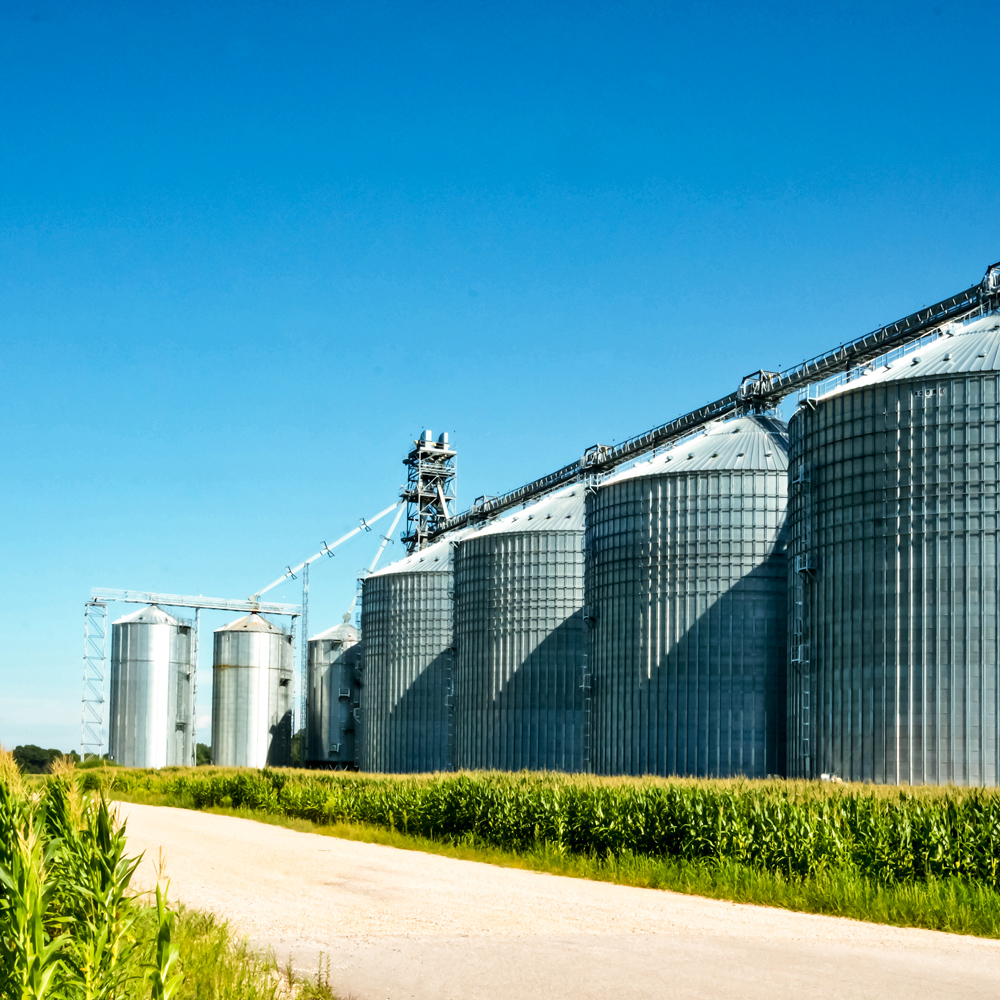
[453,487,585,771]
[788,315,1000,784]
[587,415,789,777]
[306,621,361,768]
[211,612,293,768]
[358,535,461,773]
[108,605,194,768]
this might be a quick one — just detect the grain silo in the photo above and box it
[358,534,461,773]
[453,487,585,771]
[212,612,293,768]
[788,315,1000,784]
[587,414,789,777]
[108,605,194,768]
[306,620,361,768]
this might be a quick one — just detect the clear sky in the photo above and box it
[2,0,998,752]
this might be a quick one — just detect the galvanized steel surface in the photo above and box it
[211,612,293,768]
[587,416,789,777]
[788,315,1000,784]
[108,605,193,768]
[307,622,361,767]
[359,536,459,773]
[454,489,585,772]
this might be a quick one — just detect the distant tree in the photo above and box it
[12,745,79,774]
[289,727,306,767]
[196,743,212,766]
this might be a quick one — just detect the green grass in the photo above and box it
[0,749,340,1000]
[132,903,340,1000]
[112,771,1000,940]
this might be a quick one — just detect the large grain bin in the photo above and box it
[788,315,1000,784]
[211,612,293,768]
[306,620,361,768]
[587,415,789,777]
[358,534,463,772]
[108,605,194,768]
[454,487,585,772]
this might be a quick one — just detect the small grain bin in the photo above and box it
[211,612,293,768]
[108,605,194,768]
[306,621,361,768]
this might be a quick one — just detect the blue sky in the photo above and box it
[2,0,998,752]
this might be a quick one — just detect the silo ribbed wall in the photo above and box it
[454,528,585,771]
[587,423,788,777]
[358,570,453,773]
[788,356,1000,784]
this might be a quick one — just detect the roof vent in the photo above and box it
[911,357,920,366]
[979,352,987,358]
[943,353,952,361]
[737,452,745,457]
[711,453,718,458]
[765,452,773,458]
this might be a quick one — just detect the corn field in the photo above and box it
[105,767,1000,891]
[0,751,180,1000]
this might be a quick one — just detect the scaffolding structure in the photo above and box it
[401,430,457,552]
[81,600,108,758]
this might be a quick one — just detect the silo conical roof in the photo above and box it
[816,314,1000,400]
[309,622,360,643]
[602,414,788,484]
[471,486,584,538]
[215,612,287,635]
[113,604,185,627]
[369,530,468,577]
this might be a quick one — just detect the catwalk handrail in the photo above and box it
[431,261,1000,538]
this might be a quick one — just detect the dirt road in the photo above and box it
[119,802,1000,1000]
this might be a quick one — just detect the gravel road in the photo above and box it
[119,802,1000,1000]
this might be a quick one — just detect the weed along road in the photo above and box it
[120,803,1000,1000]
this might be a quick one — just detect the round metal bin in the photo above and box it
[788,315,1000,784]
[453,487,585,772]
[109,604,193,768]
[211,612,293,768]
[358,535,461,773]
[307,621,361,768]
[587,414,789,777]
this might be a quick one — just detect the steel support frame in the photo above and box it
[81,601,107,759]
[402,433,457,552]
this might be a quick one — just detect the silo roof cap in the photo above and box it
[309,622,360,643]
[471,486,584,537]
[113,604,185,627]
[814,314,1000,401]
[215,612,287,635]
[601,414,788,484]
